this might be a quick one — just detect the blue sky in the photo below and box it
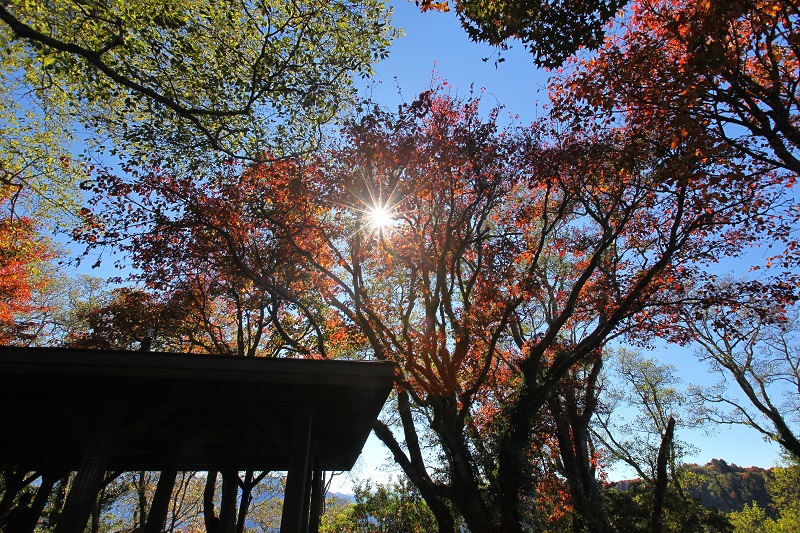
[361,0,551,121]
[331,0,788,492]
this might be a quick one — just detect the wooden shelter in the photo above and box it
[0,346,396,533]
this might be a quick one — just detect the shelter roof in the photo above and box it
[0,346,396,472]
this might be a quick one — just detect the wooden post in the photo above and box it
[53,457,108,533]
[219,470,239,533]
[53,401,126,533]
[280,406,314,533]
[307,463,324,533]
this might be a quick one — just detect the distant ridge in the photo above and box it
[610,459,775,516]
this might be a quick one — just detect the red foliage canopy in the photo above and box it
[77,83,790,530]
[0,191,53,344]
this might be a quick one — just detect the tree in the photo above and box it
[76,156,366,359]
[594,349,695,488]
[40,269,315,357]
[415,0,628,68]
[730,502,771,533]
[547,354,611,532]
[0,70,84,231]
[770,456,800,513]
[545,0,800,465]
[680,461,773,514]
[551,0,800,178]
[767,457,800,531]
[676,282,800,461]
[81,471,206,533]
[592,349,690,533]
[0,191,55,344]
[603,480,733,533]
[320,477,438,533]
[727,456,800,532]
[78,85,787,532]
[0,0,395,166]
[21,272,108,347]
[65,287,195,352]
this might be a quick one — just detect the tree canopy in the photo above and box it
[416,0,628,68]
[3,0,800,531]
[77,82,791,531]
[0,189,54,344]
[0,0,397,351]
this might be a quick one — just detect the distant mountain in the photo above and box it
[328,492,356,504]
[682,459,774,515]
[610,459,776,516]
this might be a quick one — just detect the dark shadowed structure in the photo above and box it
[0,346,396,533]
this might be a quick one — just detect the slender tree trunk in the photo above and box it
[219,470,238,533]
[136,470,148,527]
[25,472,59,533]
[91,488,102,533]
[373,398,457,533]
[651,416,675,533]
[235,471,254,533]
[45,474,71,528]
[203,470,218,532]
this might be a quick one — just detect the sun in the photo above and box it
[343,171,406,236]
[367,204,394,230]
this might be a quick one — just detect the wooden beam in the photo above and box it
[53,405,121,533]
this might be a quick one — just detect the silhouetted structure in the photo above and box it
[0,346,395,533]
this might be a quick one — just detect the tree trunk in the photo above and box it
[235,471,254,533]
[219,470,238,533]
[373,398,457,533]
[25,472,59,533]
[45,474,71,528]
[550,394,611,533]
[91,488,102,533]
[429,396,496,532]
[203,470,219,533]
[549,359,610,533]
[136,470,148,527]
[651,416,675,533]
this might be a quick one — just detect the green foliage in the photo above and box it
[246,476,285,532]
[768,506,800,532]
[682,460,773,514]
[0,73,83,229]
[1,0,396,168]
[729,502,769,533]
[765,459,800,531]
[604,483,733,533]
[769,459,800,512]
[318,493,357,531]
[452,0,628,68]
[320,478,438,533]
